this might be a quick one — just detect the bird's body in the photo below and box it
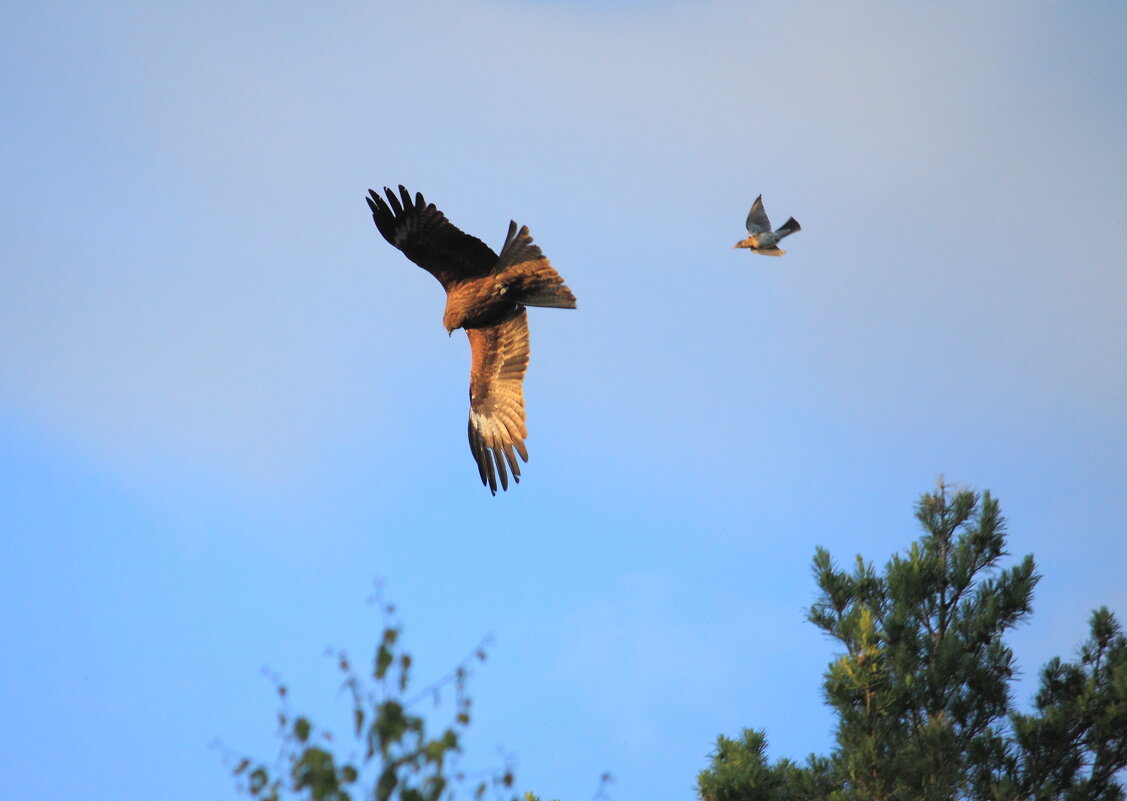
[734,195,801,256]
[367,185,576,494]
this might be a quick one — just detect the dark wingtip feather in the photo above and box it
[385,186,403,215]
[500,441,524,481]
[469,421,508,495]
[495,449,510,492]
[367,190,397,243]
[496,221,545,272]
[485,457,497,494]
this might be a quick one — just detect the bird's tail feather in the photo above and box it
[776,217,801,237]
[521,288,577,309]
[494,221,576,309]
[503,268,577,309]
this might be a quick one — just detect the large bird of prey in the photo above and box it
[733,195,801,256]
[367,186,577,494]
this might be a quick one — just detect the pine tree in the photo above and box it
[1002,607,1127,801]
[698,484,1127,801]
[809,483,1037,800]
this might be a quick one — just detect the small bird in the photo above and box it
[733,195,801,256]
[367,186,577,494]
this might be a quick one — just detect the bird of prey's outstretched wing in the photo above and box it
[366,185,498,289]
[367,184,576,494]
[466,308,531,494]
[745,194,772,234]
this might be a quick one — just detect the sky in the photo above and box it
[1,0,1125,798]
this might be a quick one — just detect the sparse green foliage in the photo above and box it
[227,597,529,801]
[699,483,1127,801]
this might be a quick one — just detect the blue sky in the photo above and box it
[2,1,1125,798]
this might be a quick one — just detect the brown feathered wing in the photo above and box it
[466,309,531,494]
[366,185,497,288]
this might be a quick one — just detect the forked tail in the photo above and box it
[495,221,577,309]
[500,268,577,308]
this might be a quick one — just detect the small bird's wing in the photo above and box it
[367,185,498,290]
[745,194,772,234]
[466,308,531,494]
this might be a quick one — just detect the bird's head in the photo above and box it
[442,307,460,336]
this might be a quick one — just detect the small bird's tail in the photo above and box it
[776,217,801,238]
